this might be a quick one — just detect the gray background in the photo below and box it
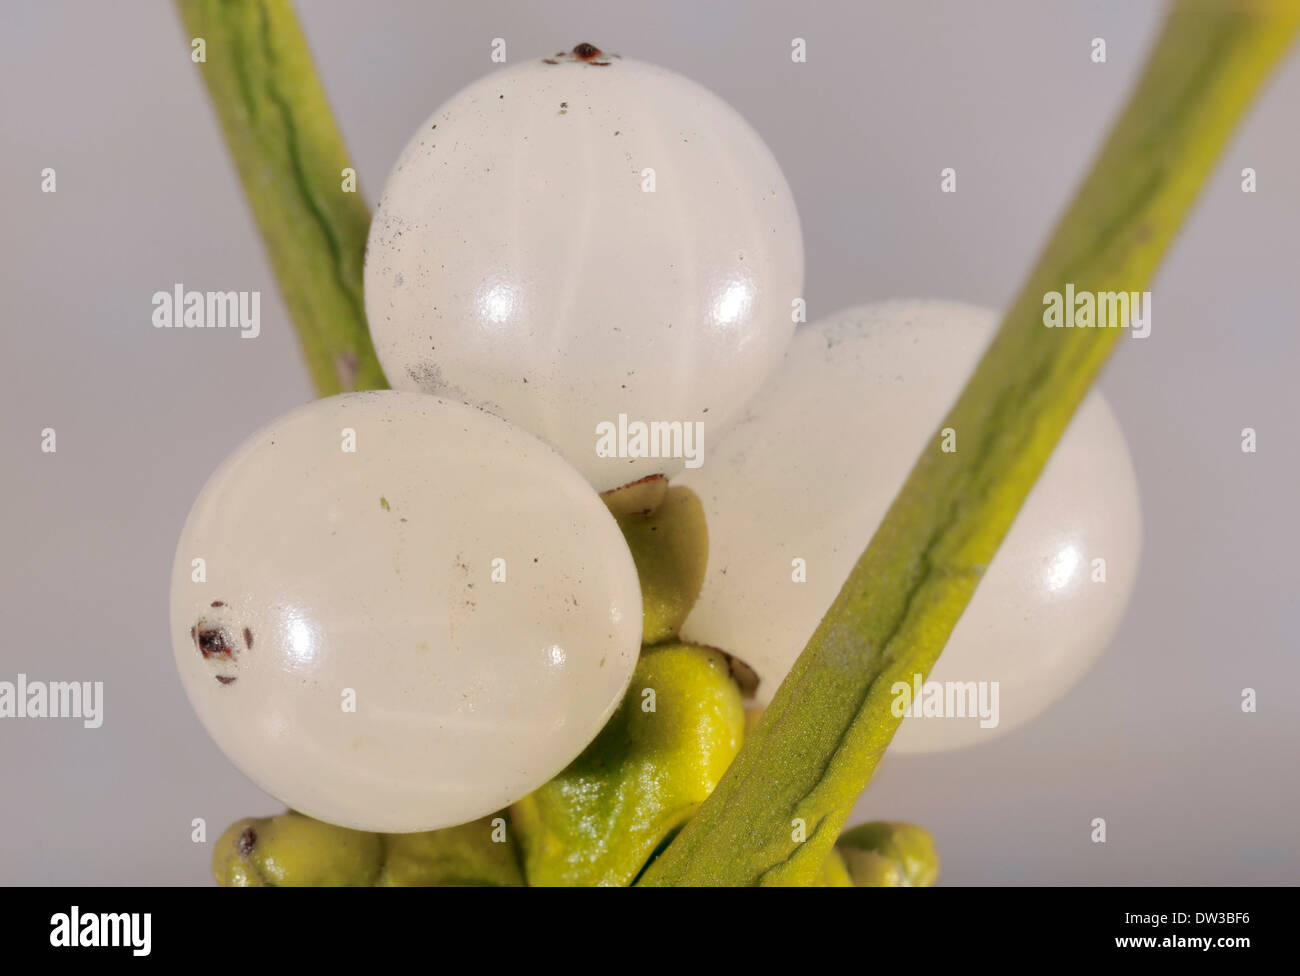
[2,0,1297,885]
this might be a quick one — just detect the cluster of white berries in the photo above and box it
[171,49,1138,833]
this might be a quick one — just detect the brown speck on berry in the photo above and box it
[197,626,234,660]
[236,826,257,859]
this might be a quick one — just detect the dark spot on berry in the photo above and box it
[573,42,602,60]
[237,826,257,859]
[211,600,225,607]
[197,626,234,660]
[215,675,237,685]
[243,627,253,650]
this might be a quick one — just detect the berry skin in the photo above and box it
[676,300,1142,752]
[364,46,804,490]
[171,391,642,831]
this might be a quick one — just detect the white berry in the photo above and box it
[170,391,642,831]
[364,44,804,490]
[676,300,1142,752]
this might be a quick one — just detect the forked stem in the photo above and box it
[178,0,1298,886]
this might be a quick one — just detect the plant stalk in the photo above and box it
[176,0,386,395]
[640,0,1299,886]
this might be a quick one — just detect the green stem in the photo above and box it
[640,0,1298,886]
[175,0,386,395]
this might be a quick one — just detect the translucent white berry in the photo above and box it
[677,300,1142,752]
[364,44,804,490]
[170,391,642,831]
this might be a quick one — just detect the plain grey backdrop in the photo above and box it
[2,0,1297,885]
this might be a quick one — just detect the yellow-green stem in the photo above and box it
[175,0,386,395]
[640,0,1299,886]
